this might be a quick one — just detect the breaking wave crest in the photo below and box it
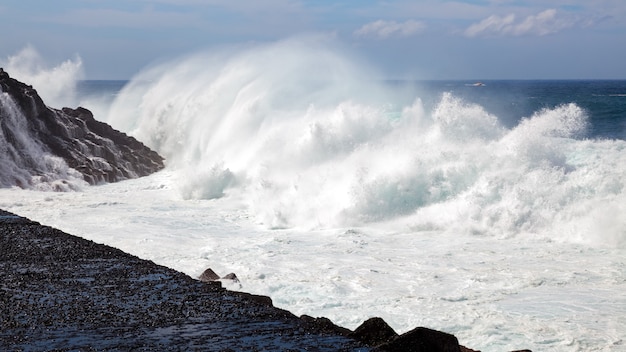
[106,38,626,246]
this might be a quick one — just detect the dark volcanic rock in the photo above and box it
[301,314,353,337]
[222,272,240,282]
[374,327,461,352]
[0,68,164,187]
[0,209,367,351]
[198,267,220,282]
[0,208,498,351]
[460,346,481,352]
[350,317,399,347]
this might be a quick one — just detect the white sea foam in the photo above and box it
[1,39,625,351]
[1,172,624,351]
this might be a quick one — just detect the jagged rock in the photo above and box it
[222,272,240,282]
[198,268,220,282]
[199,268,241,289]
[300,315,352,336]
[349,317,399,347]
[0,68,164,188]
[373,326,461,352]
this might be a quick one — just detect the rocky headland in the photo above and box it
[0,68,163,188]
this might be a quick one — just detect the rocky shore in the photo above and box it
[0,209,360,350]
[1,209,511,351]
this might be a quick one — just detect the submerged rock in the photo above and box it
[0,68,164,188]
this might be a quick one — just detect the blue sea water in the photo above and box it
[399,80,626,139]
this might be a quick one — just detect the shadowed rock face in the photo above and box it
[349,317,399,347]
[0,68,164,187]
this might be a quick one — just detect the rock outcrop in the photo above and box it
[0,68,164,188]
[349,317,399,347]
[373,327,461,352]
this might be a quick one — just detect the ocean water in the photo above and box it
[1,40,626,351]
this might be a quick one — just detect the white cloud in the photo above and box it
[464,13,516,37]
[354,19,425,39]
[513,9,572,36]
[465,9,577,37]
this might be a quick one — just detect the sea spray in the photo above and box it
[1,46,83,108]
[105,39,626,246]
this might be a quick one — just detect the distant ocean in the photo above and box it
[2,41,625,351]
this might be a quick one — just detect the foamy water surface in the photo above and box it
[1,173,624,351]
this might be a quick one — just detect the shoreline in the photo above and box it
[1,208,489,351]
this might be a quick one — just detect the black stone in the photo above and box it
[350,317,399,347]
[198,268,220,282]
[374,327,461,352]
[301,315,353,337]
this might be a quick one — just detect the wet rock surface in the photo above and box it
[0,68,164,187]
[0,209,367,351]
[373,327,461,352]
[0,209,530,352]
[1,208,529,351]
[349,317,399,347]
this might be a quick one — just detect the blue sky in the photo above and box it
[1,0,624,79]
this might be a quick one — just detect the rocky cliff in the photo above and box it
[0,68,163,189]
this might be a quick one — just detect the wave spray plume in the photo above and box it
[107,38,626,246]
[1,46,83,108]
